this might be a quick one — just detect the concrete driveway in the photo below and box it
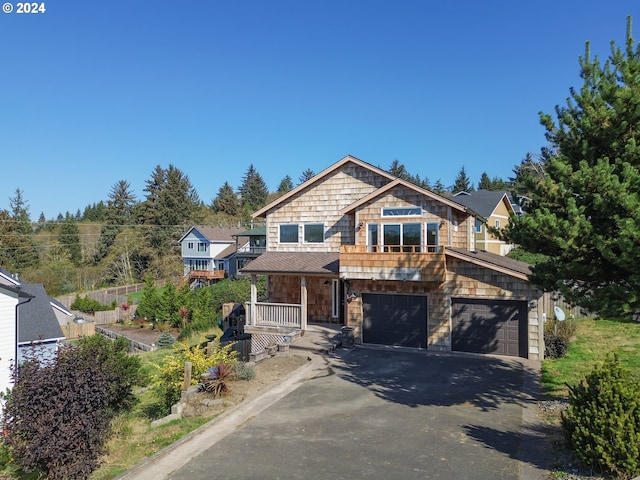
[121,348,551,480]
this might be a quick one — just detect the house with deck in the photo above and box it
[241,156,545,359]
[452,189,516,255]
[179,226,247,286]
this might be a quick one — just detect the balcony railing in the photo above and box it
[245,302,301,329]
[339,245,446,283]
[236,245,267,255]
[188,270,226,281]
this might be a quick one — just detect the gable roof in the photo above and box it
[178,226,245,243]
[340,178,475,215]
[216,243,238,260]
[252,155,396,218]
[445,247,532,280]
[231,226,266,237]
[452,190,515,219]
[17,283,65,344]
[240,252,339,276]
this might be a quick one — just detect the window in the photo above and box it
[304,224,324,243]
[279,224,299,243]
[187,242,194,249]
[197,242,207,252]
[475,220,483,233]
[495,220,501,229]
[383,223,421,252]
[382,207,422,217]
[426,222,439,252]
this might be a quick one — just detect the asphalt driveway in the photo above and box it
[150,347,549,480]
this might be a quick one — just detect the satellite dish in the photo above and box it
[554,305,566,322]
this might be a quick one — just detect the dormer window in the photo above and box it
[382,207,422,217]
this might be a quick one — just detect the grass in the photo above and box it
[541,317,640,397]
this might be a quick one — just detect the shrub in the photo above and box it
[561,354,640,479]
[544,319,576,359]
[153,339,237,410]
[70,294,113,314]
[156,331,176,348]
[233,362,256,381]
[2,335,141,480]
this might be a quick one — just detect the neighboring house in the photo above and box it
[179,226,248,286]
[0,270,68,363]
[241,155,545,359]
[453,189,516,255]
[232,226,266,271]
[0,283,33,396]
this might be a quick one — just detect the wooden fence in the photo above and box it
[61,322,96,339]
[95,325,155,353]
[542,291,597,319]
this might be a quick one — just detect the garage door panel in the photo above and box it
[363,294,427,349]
[452,298,527,358]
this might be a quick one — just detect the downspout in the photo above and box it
[15,295,33,380]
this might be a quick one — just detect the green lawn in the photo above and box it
[541,317,640,397]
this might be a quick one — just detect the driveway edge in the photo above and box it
[117,353,328,480]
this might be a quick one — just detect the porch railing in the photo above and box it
[245,302,301,329]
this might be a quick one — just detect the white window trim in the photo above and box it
[279,224,300,244]
[303,223,325,244]
[381,206,422,217]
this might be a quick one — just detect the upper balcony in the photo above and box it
[339,245,446,283]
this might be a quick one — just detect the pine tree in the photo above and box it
[503,17,640,319]
[211,181,240,215]
[59,213,82,266]
[239,165,269,213]
[451,166,473,193]
[95,180,138,263]
[277,175,294,194]
[298,169,315,184]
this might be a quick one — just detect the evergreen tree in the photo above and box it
[211,181,240,216]
[431,179,447,195]
[238,164,269,213]
[503,17,640,319]
[298,169,315,184]
[277,175,294,194]
[59,213,82,265]
[139,165,200,256]
[388,160,430,189]
[478,172,510,191]
[1,190,39,271]
[95,180,138,263]
[509,152,549,201]
[451,166,473,193]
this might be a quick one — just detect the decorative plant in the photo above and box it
[201,362,232,397]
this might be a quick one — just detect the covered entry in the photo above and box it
[362,294,427,348]
[451,298,527,358]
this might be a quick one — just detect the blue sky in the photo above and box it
[1,0,638,219]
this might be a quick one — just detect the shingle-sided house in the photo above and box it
[452,189,516,255]
[179,226,247,286]
[241,156,545,359]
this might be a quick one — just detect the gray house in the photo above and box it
[178,226,248,286]
[0,269,68,363]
